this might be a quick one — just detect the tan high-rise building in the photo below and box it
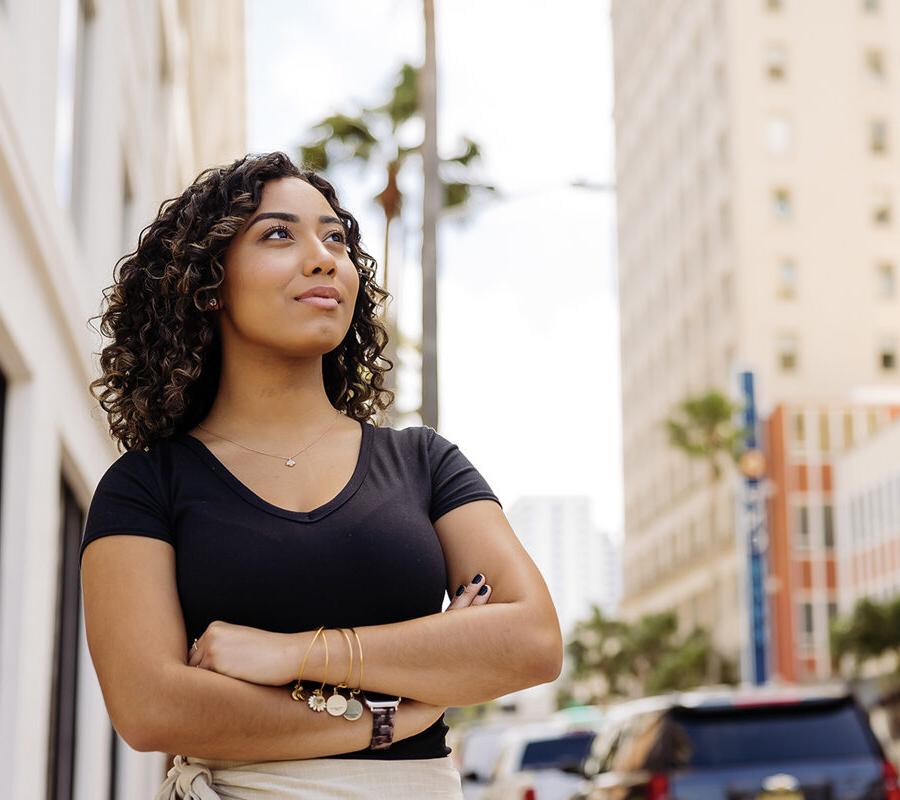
[611,0,900,662]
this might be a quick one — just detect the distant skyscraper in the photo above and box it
[611,0,900,658]
[508,496,621,636]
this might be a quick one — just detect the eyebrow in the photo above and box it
[246,211,343,230]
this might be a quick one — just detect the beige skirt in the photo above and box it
[154,753,465,799]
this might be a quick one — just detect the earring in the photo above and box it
[209,298,218,309]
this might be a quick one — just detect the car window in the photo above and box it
[668,699,880,767]
[611,711,666,771]
[519,732,595,771]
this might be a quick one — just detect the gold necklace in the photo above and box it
[195,409,343,468]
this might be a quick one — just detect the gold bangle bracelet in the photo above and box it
[291,625,325,702]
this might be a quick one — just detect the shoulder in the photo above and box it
[91,440,175,505]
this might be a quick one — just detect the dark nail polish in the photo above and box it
[472,573,483,584]
[455,584,465,596]
[478,584,488,596]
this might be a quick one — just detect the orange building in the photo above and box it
[764,402,900,681]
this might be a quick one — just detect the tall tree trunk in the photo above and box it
[380,213,399,409]
[420,0,440,429]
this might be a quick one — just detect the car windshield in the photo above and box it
[519,732,595,771]
[667,699,878,767]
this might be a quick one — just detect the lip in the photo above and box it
[297,296,339,309]
[295,286,341,302]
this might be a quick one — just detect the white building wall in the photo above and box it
[834,416,900,615]
[0,1,244,797]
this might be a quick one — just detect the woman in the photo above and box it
[80,151,562,799]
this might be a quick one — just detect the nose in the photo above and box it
[300,232,338,275]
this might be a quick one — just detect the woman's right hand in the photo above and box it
[397,574,493,740]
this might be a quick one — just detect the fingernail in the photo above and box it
[472,573,483,584]
[455,584,465,596]
[478,584,489,596]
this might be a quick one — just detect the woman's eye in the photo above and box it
[262,225,291,241]
[326,229,347,244]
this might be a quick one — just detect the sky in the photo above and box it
[245,0,623,539]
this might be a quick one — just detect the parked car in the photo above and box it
[456,721,519,800]
[574,684,900,800]
[482,728,597,800]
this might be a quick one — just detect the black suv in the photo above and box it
[574,686,900,799]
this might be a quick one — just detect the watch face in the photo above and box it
[364,691,401,704]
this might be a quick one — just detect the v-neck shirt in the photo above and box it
[79,421,502,761]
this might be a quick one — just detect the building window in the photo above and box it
[793,410,806,444]
[823,504,835,547]
[795,505,810,548]
[819,412,831,452]
[773,187,793,219]
[54,0,94,215]
[801,602,814,636]
[766,114,793,155]
[778,258,797,299]
[872,188,892,225]
[868,408,879,435]
[827,602,839,622]
[870,119,889,155]
[717,130,728,168]
[863,0,880,11]
[719,199,730,240]
[880,337,897,370]
[714,61,727,98]
[48,479,87,800]
[878,262,896,297]
[865,49,885,80]
[765,44,788,81]
[844,412,855,448]
[120,160,136,257]
[778,333,799,371]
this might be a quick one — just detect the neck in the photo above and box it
[200,339,342,446]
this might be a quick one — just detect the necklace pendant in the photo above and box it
[285,458,296,467]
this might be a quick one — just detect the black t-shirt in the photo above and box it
[79,421,502,760]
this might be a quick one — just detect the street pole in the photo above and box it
[738,370,770,685]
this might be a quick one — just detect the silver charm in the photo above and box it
[285,458,296,467]
[344,697,364,721]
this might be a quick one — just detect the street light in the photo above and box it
[571,178,617,193]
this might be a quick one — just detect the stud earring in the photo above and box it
[209,298,218,309]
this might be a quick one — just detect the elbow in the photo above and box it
[538,630,564,683]
[114,710,158,753]
[522,626,563,686]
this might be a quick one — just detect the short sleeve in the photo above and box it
[425,427,502,524]
[80,448,174,566]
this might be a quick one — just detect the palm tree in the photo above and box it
[665,391,745,486]
[664,389,746,681]
[421,0,439,429]
[298,63,494,427]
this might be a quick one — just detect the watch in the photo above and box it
[363,691,402,750]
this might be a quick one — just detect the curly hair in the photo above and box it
[88,151,394,453]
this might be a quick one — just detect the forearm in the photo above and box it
[138,662,425,759]
[298,602,562,707]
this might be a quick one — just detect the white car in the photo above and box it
[480,728,597,800]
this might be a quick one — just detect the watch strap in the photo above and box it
[368,705,397,750]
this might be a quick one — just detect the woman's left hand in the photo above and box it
[188,620,295,686]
